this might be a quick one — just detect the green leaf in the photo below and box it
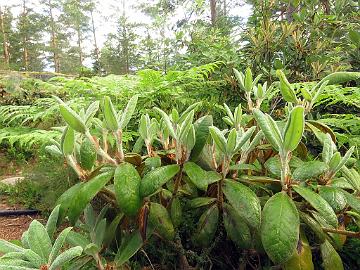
[318,187,347,213]
[264,156,282,178]
[282,231,314,270]
[23,249,45,268]
[140,164,180,197]
[320,240,344,270]
[120,95,138,129]
[48,246,83,270]
[223,179,261,230]
[114,162,141,216]
[233,68,245,91]
[27,220,52,260]
[84,101,100,124]
[244,67,253,92]
[342,190,360,213]
[66,231,91,249]
[154,107,176,138]
[209,126,227,154]
[149,203,175,240]
[261,192,299,264]
[333,146,355,173]
[299,212,326,243]
[319,72,360,85]
[293,186,338,228]
[184,161,221,191]
[103,96,119,131]
[253,109,282,151]
[48,227,73,264]
[0,265,38,270]
[80,138,97,170]
[234,126,256,153]
[292,161,328,181]
[223,203,251,249]
[115,230,143,266]
[104,214,123,247]
[187,197,217,209]
[171,198,182,228]
[328,152,341,172]
[0,240,24,254]
[46,204,60,240]
[283,106,304,152]
[276,70,298,103]
[68,171,113,224]
[61,126,75,155]
[59,104,86,133]
[56,183,83,222]
[226,129,237,154]
[341,167,360,192]
[193,204,219,247]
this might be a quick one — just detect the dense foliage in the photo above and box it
[1,68,359,269]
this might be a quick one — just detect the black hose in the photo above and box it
[0,209,40,217]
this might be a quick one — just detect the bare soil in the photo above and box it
[0,198,43,241]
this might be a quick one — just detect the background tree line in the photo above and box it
[0,0,359,80]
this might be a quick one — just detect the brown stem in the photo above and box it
[322,228,360,238]
[167,164,184,208]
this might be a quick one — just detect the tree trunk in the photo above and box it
[48,0,60,73]
[77,26,83,66]
[22,0,29,71]
[210,0,217,26]
[0,6,10,68]
[90,10,99,63]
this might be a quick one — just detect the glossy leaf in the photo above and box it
[140,164,180,197]
[319,186,347,213]
[292,161,328,181]
[187,197,217,209]
[223,203,251,249]
[184,161,221,191]
[68,171,113,224]
[299,212,326,243]
[223,179,261,229]
[171,198,182,227]
[320,240,344,270]
[293,186,338,228]
[193,204,219,247]
[261,192,299,264]
[149,203,175,240]
[282,231,314,270]
[114,162,141,216]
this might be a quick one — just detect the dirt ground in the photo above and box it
[0,198,43,241]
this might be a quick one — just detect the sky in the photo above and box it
[0,0,252,67]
